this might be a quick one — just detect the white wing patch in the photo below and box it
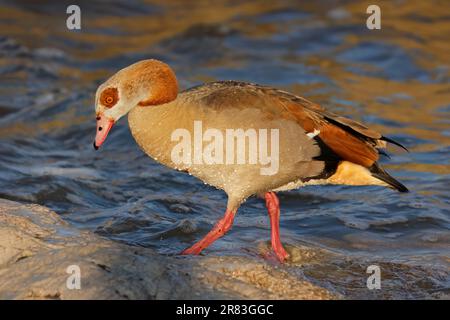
[306,129,320,139]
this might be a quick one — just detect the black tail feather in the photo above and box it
[370,163,408,192]
[378,149,391,159]
[381,136,409,152]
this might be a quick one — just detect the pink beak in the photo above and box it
[93,115,114,150]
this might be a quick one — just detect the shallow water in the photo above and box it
[0,0,449,299]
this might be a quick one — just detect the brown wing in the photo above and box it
[185,81,386,168]
[273,92,383,168]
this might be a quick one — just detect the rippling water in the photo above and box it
[0,0,449,299]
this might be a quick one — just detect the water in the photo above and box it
[0,1,449,299]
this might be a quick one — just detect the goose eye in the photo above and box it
[100,87,119,108]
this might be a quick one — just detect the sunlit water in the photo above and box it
[0,1,448,299]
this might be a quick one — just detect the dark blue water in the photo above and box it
[0,1,448,298]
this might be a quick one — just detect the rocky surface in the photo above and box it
[0,199,335,299]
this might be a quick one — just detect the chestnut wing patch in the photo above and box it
[318,123,379,167]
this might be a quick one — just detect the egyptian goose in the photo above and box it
[93,59,408,262]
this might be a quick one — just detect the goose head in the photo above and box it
[93,59,178,149]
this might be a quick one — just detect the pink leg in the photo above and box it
[265,192,289,262]
[181,208,237,255]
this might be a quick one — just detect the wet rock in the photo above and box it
[0,199,335,299]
